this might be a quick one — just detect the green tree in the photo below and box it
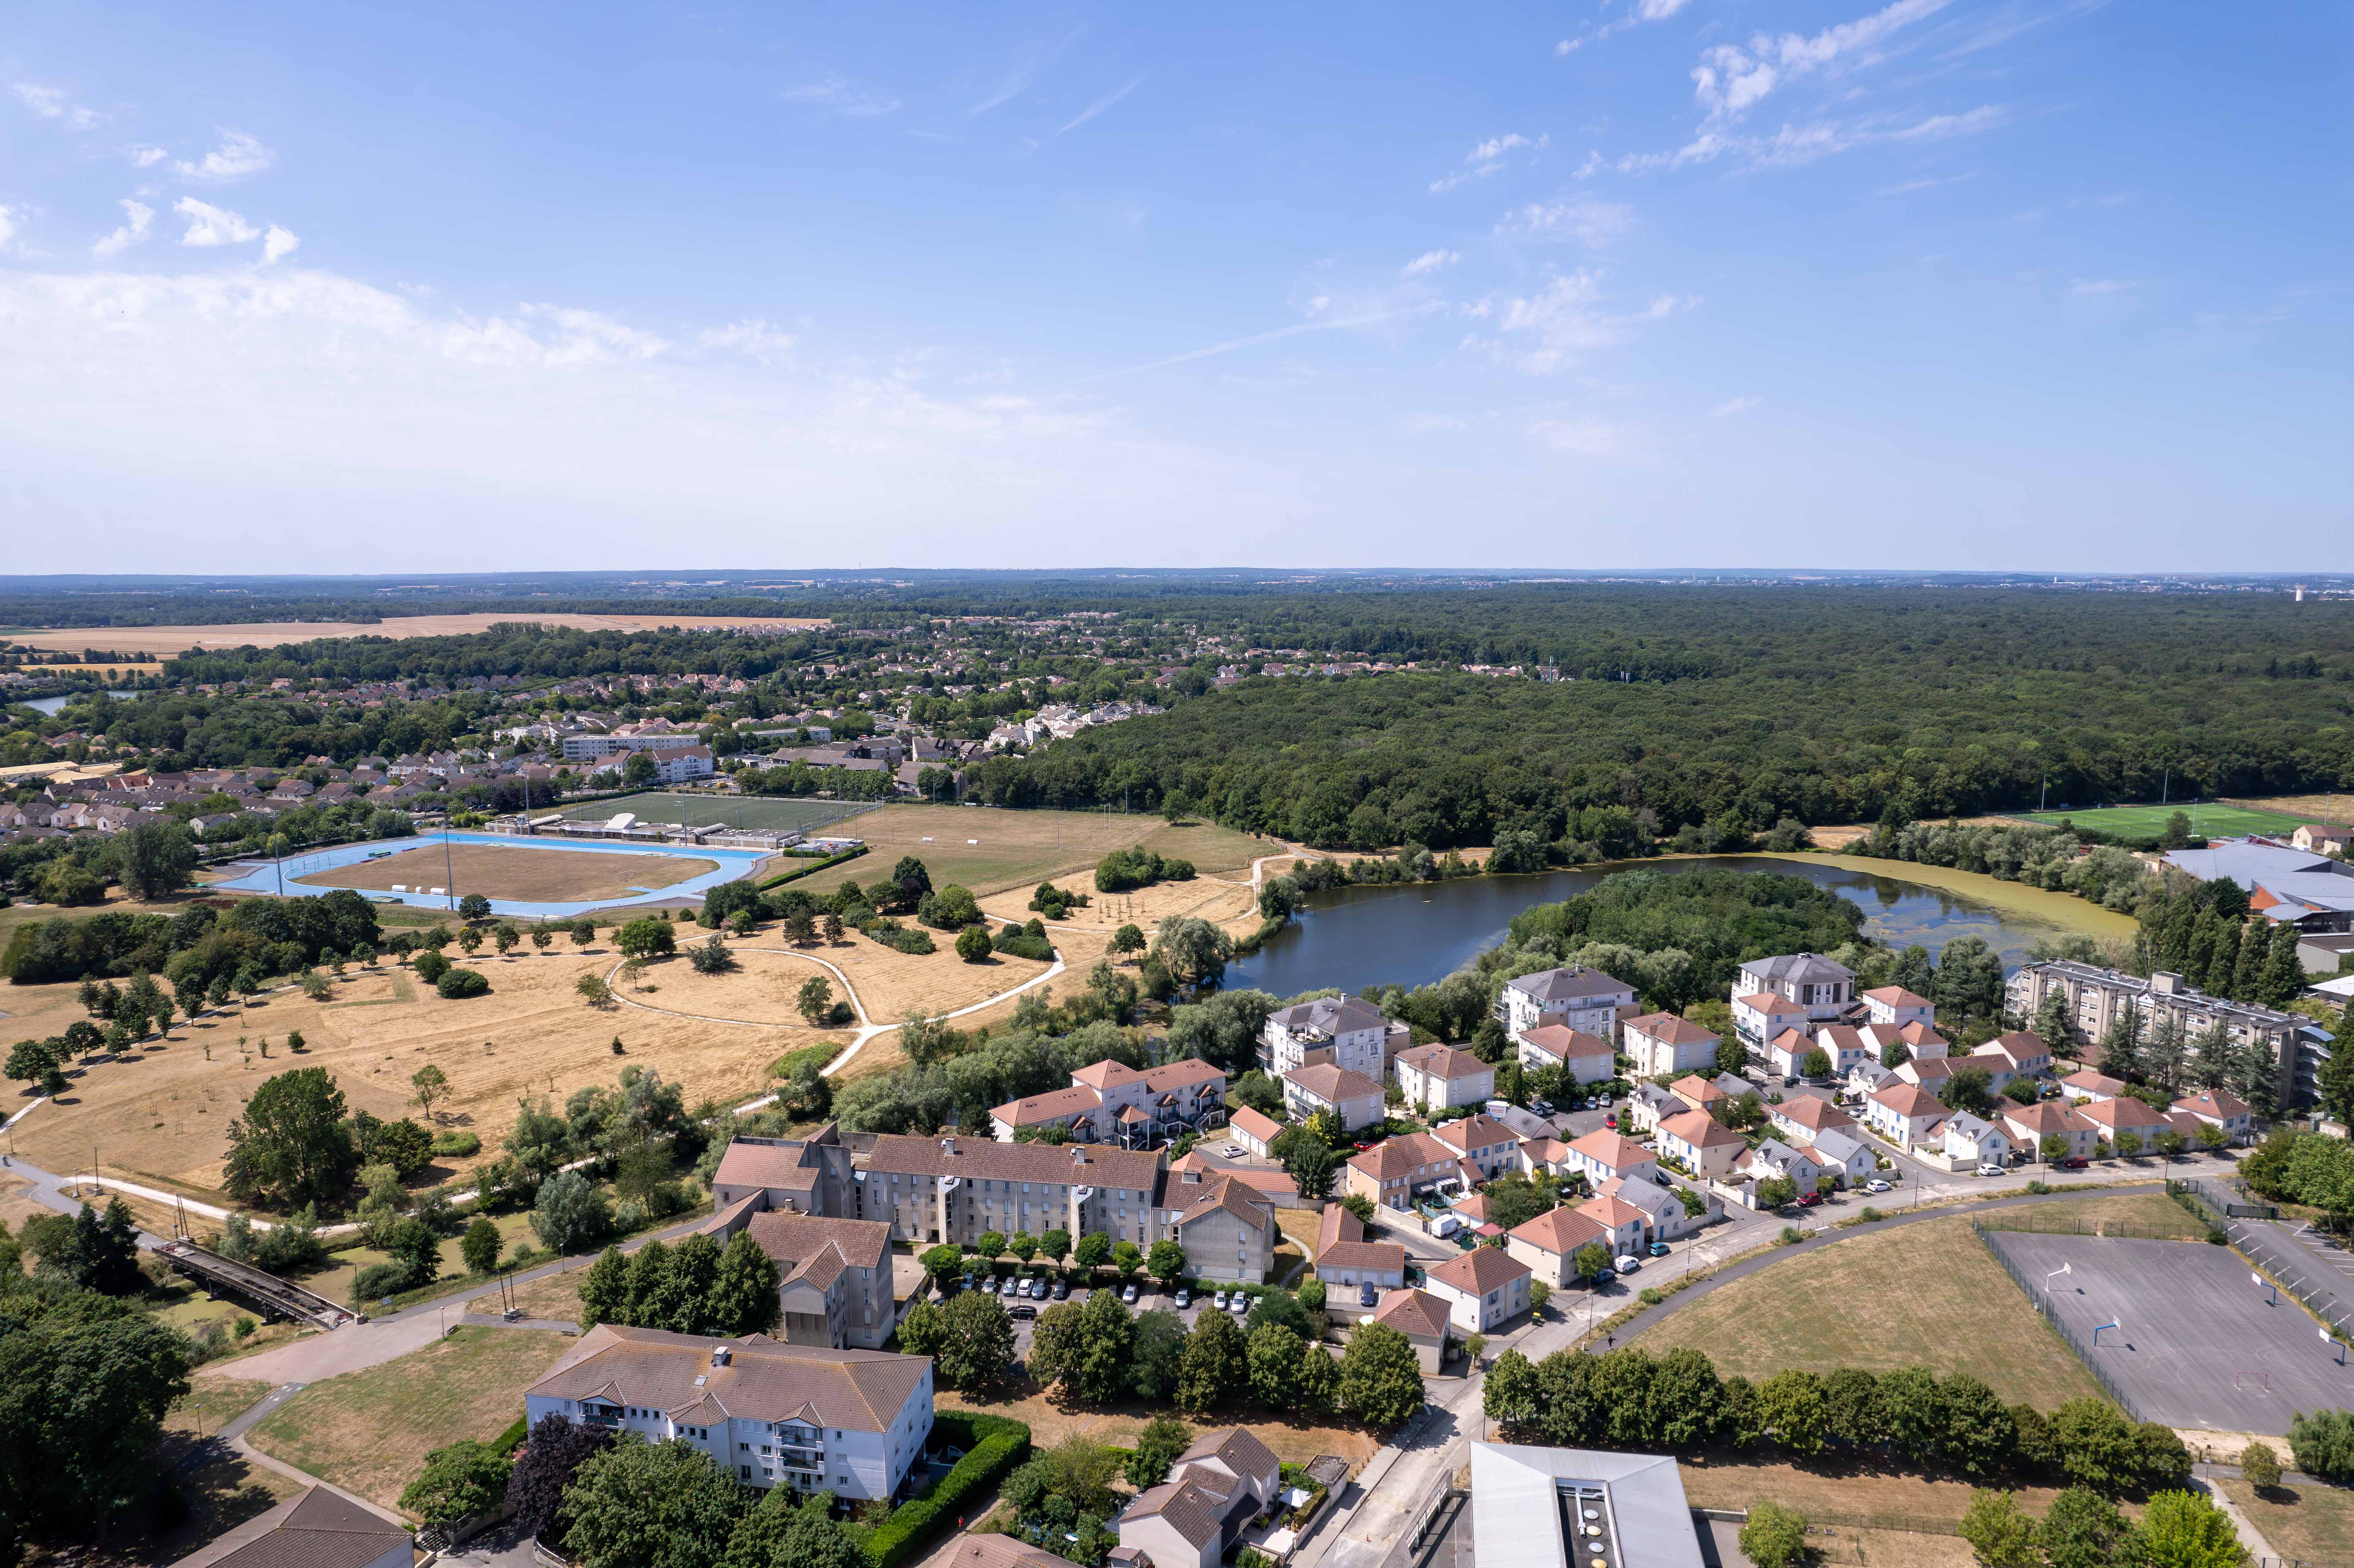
[1148,1239,1187,1282]
[1248,1323,1306,1409]
[615,918,677,958]
[1757,1368,1831,1456]
[1484,1349,1541,1434]
[2139,1490,2247,1568]
[0,1281,194,1540]
[2238,1441,2282,1491]
[2050,1398,2142,1493]
[1957,1490,2039,1568]
[560,1435,744,1568]
[1800,1047,1832,1079]
[1040,1227,1072,1264]
[1127,1414,1192,1490]
[929,1289,1016,1394]
[1287,1141,1338,1203]
[400,1438,512,1526]
[689,937,739,976]
[1572,1241,1613,1283]
[222,1067,357,1208]
[2039,1488,2136,1568]
[2288,1408,2354,1482]
[1152,916,1234,990]
[1111,924,1146,958]
[1112,1240,1143,1276]
[1177,1306,1249,1413]
[530,1170,614,1256]
[955,925,994,962]
[1739,1502,1809,1568]
[1073,1230,1112,1273]
[578,1245,632,1325]
[2033,989,2077,1050]
[710,1232,784,1336]
[1130,1307,1189,1402]
[1338,1321,1426,1427]
[107,821,198,902]
[795,975,834,1027]
[1937,935,2005,1022]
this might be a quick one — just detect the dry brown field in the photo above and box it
[2233,794,2354,827]
[936,1383,1379,1468]
[619,940,1053,1030]
[978,875,1257,936]
[0,612,826,657]
[293,842,718,902]
[1676,1455,2071,1536]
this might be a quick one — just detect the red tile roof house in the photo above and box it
[1576,1193,1653,1255]
[1368,1288,1456,1373]
[1862,986,1936,1030]
[1281,1064,1388,1132]
[2059,1070,2130,1104]
[1226,1105,1285,1158]
[1765,1028,1822,1081]
[1564,1129,1660,1190]
[1733,991,1814,1056]
[1395,1043,1497,1114]
[1976,1031,2056,1078]
[2001,1100,2102,1162]
[1655,1109,1747,1180]
[1515,1024,1615,1085]
[1769,1092,1857,1145]
[1430,1113,1524,1184]
[1864,1081,1949,1151]
[1622,1012,1724,1077]
[2077,1094,2172,1155]
[1505,1206,1613,1287]
[1345,1132,1473,1211]
[1314,1205,1408,1292]
[1423,1241,1534,1332]
[2172,1088,2255,1144]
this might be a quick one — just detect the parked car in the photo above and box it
[2058,1156,2089,1170]
[1030,1276,1049,1297]
[1591,1263,1616,1282]
[1797,1190,1823,1207]
[1359,1281,1379,1307]
[1213,1289,1230,1310]
[1352,1140,1377,1151]
[1647,1240,1671,1257]
[1614,1254,1641,1273]
[1122,1283,1139,1304]
[1977,1163,2005,1178]
[1863,1178,1892,1194]
[1229,1293,1250,1315]
[1051,1279,1069,1300]
[1530,1099,1554,1117]
[1604,1114,1619,1129]
[1221,1145,1245,1158]
[1174,1287,1191,1309]
[1009,1303,1037,1320]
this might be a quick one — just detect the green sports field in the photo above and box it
[2011,801,2309,838]
[550,793,878,835]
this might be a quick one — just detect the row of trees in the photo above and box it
[575,1232,784,1338]
[1959,1486,2248,1568]
[1484,1347,2192,1495]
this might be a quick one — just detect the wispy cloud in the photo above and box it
[129,145,168,168]
[263,224,300,264]
[1054,76,1143,138]
[1431,131,1549,193]
[1619,104,2003,174]
[1076,303,1437,383]
[1529,416,1653,457]
[174,130,274,181]
[1471,274,1694,374]
[1712,395,1762,417]
[968,33,1080,118]
[175,198,259,246]
[1403,249,1460,276]
[0,205,19,253]
[93,199,153,258]
[1692,0,1956,129]
[1498,197,1633,245]
[14,82,101,130]
[699,319,799,361]
[1875,171,1977,196]
[1557,0,1696,56]
[782,75,902,117]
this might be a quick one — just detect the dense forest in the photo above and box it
[971,589,2354,844]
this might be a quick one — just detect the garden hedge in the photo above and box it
[854,1412,1031,1568]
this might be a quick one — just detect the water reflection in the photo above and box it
[1223,854,2059,999]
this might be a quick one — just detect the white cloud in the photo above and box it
[698,319,799,359]
[1557,0,1696,55]
[1692,0,1955,128]
[129,145,168,168]
[1403,249,1460,276]
[1400,412,1467,434]
[14,83,101,130]
[781,75,902,117]
[174,130,274,180]
[2068,278,2133,296]
[1498,197,1633,245]
[1712,395,1762,417]
[1619,105,2002,174]
[93,199,154,258]
[1495,272,1620,374]
[1055,77,1143,138]
[1430,131,1549,193]
[263,224,300,264]
[175,198,260,246]
[0,205,18,252]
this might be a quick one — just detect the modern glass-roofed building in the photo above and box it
[1468,1444,1706,1568]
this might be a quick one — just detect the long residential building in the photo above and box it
[987,1056,1227,1145]
[2004,961,2305,1106]
[523,1326,934,1502]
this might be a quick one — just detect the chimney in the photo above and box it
[1071,1146,1087,1165]
[940,1137,957,1155]
[710,1345,732,1367]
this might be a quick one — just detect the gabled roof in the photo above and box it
[712,1138,825,1193]
[1507,1204,1610,1255]
[1373,1287,1454,1341]
[1738,990,1812,1014]
[2060,1070,2128,1096]
[1870,1081,1946,1117]
[1432,1114,1520,1155]
[175,1488,411,1568]
[1269,995,1389,1037]
[1178,1425,1280,1484]
[992,1082,1105,1127]
[1173,1175,1277,1232]
[1566,1129,1654,1170]
[741,1211,891,1280]
[1774,1095,1855,1133]
[1396,1043,1491,1081]
[1517,1024,1612,1061]
[1807,1127,1869,1163]
[1427,1242,1532,1296]
[2173,1088,2253,1120]
[1669,1074,1728,1105]
[1977,1031,2052,1065]
[862,1133,1164,1192]
[2077,1095,2170,1131]
[1624,1012,1719,1045]
[1579,1194,1650,1228]
[1659,1109,1745,1150]
[1284,1063,1385,1105]
[1228,1106,1285,1143]
[1347,1131,1456,1180]
[2001,1100,2098,1135]
[1507,965,1635,1003]
[1864,986,1933,1008]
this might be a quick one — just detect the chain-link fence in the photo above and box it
[1973,1224,2148,1419]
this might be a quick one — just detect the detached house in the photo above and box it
[1424,1242,1533,1332]
[1516,1025,1616,1085]
[1769,1092,1856,1146]
[2002,1100,2101,1161]
[1505,1206,1613,1287]
[1975,1032,2055,1080]
[1564,1129,1659,1189]
[1940,1113,2012,1169]
[2059,1070,2129,1104]
[1346,1132,1471,1211]
[1734,991,1815,1056]
[1737,1138,1828,1195]
[1501,966,1639,1042]
[2172,1088,2254,1144]
[2077,1095,2170,1151]
[1367,1288,1455,1373]
[1862,986,1936,1030]
[1395,1044,1495,1114]
[1622,1013,1722,1077]
[1281,1064,1387,1132]
[1117,1428,1282,1568]
[1864,1081,1947,1149]
[1655,1109,1744,1180]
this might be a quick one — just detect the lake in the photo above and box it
[1223,855,2064,999]
[21,691,133,716]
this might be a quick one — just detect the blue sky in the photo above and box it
[2,1,2346,572]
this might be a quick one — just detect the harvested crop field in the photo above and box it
[295,842,718,902]
[2,612,826,657]
[5,948,850,1198]
[617,940,1054,1030]
[979,874,1257,936]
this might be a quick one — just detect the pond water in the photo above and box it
[1222,855,2061,999]
[21,691,133,716]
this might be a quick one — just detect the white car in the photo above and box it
[1220,1145,1245,1158]
[1863,1179,1891,1194]
[1977,1163,2005,1178]
[1614,1254,1641,1273]
[1213,1290,1230,1310]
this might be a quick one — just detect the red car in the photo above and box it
[1352,1140,1376,1151]
[2057,1156,2089,1170]
[1603,1114,1619,1129]
[1796,1191,1824,1207]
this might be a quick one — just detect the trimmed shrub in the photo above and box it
[431,1130,482,1157]
[436,967,490,999]
[853,1412,1031,1568]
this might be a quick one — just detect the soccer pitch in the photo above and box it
[550,793,879,836]
[2012,801,2309,838]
